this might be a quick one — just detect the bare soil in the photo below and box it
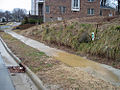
[0,32,120,89]
[13,24,35,30]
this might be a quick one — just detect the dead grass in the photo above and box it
[0,32,120,89]
[15,17,120,69]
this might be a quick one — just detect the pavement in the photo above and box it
[0,38,18,66]
[0,54,15,90]
[0,37,38,90]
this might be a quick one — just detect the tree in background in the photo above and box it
[4,11,11,22]
[12,8,27,21]
[0,11,4,18]
[0,8,27,22]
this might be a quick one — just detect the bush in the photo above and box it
[78,32,91,43]
[115,26,120,31]
[22,17,43,25]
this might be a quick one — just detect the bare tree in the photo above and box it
[4,11,11,22]
[0,11,4,18]
[12,8,27,21]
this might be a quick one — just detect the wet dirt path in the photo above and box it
[6,30,120,86]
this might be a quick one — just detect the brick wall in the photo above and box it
[45,0,100,22]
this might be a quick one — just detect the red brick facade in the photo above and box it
[45,0,100,21]
[36,0,116,22]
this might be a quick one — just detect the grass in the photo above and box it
[68,78,76,84]
[0,32,55,73]
[29,66,43,73]
[27,52,45,57]
[0,32,17,41]
[25,19,120,62]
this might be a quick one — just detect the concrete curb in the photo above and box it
[0,37,47,90]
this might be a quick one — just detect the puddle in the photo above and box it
[55,52,120,86]
[0,22,21,31]
[0,25,11,30]
[6,30,120,86]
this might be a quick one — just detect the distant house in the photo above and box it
[31,0,116,22]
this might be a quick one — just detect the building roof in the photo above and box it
[100,5,115,10]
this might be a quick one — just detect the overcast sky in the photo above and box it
[0,0,31,12]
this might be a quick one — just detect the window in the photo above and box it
[88,8,94,15]
[109,13,112,17]
[59,6,66,13]
[100,9,102,16]
[71,0,80,11]
[88,0,94,2]
[46,6,50,13]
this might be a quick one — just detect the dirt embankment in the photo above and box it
[1,32,120,89]
[16,17,120,69]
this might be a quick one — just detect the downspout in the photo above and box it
[43,0,46,22]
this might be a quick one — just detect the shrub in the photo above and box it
[22,17,43,25]
[115,26,120,31]
[78,32,91,43]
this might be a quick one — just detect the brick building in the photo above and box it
[31,0,116,22]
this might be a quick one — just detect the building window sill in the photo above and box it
[71,8,80,11]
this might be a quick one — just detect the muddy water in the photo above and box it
[55,52,120,85]
[6,31,120,86]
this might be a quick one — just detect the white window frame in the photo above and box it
[59,6,66,13]
[71,0,80,11]
[88,8,94,15]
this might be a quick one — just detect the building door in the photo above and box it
[38,3,43,16]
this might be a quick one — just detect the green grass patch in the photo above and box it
[27,51,45,57]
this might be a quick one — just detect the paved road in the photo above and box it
[0,54,15,90]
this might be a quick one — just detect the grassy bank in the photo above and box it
[19,18,120,63]
[1,32,118,89]
[0,32,55,73]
